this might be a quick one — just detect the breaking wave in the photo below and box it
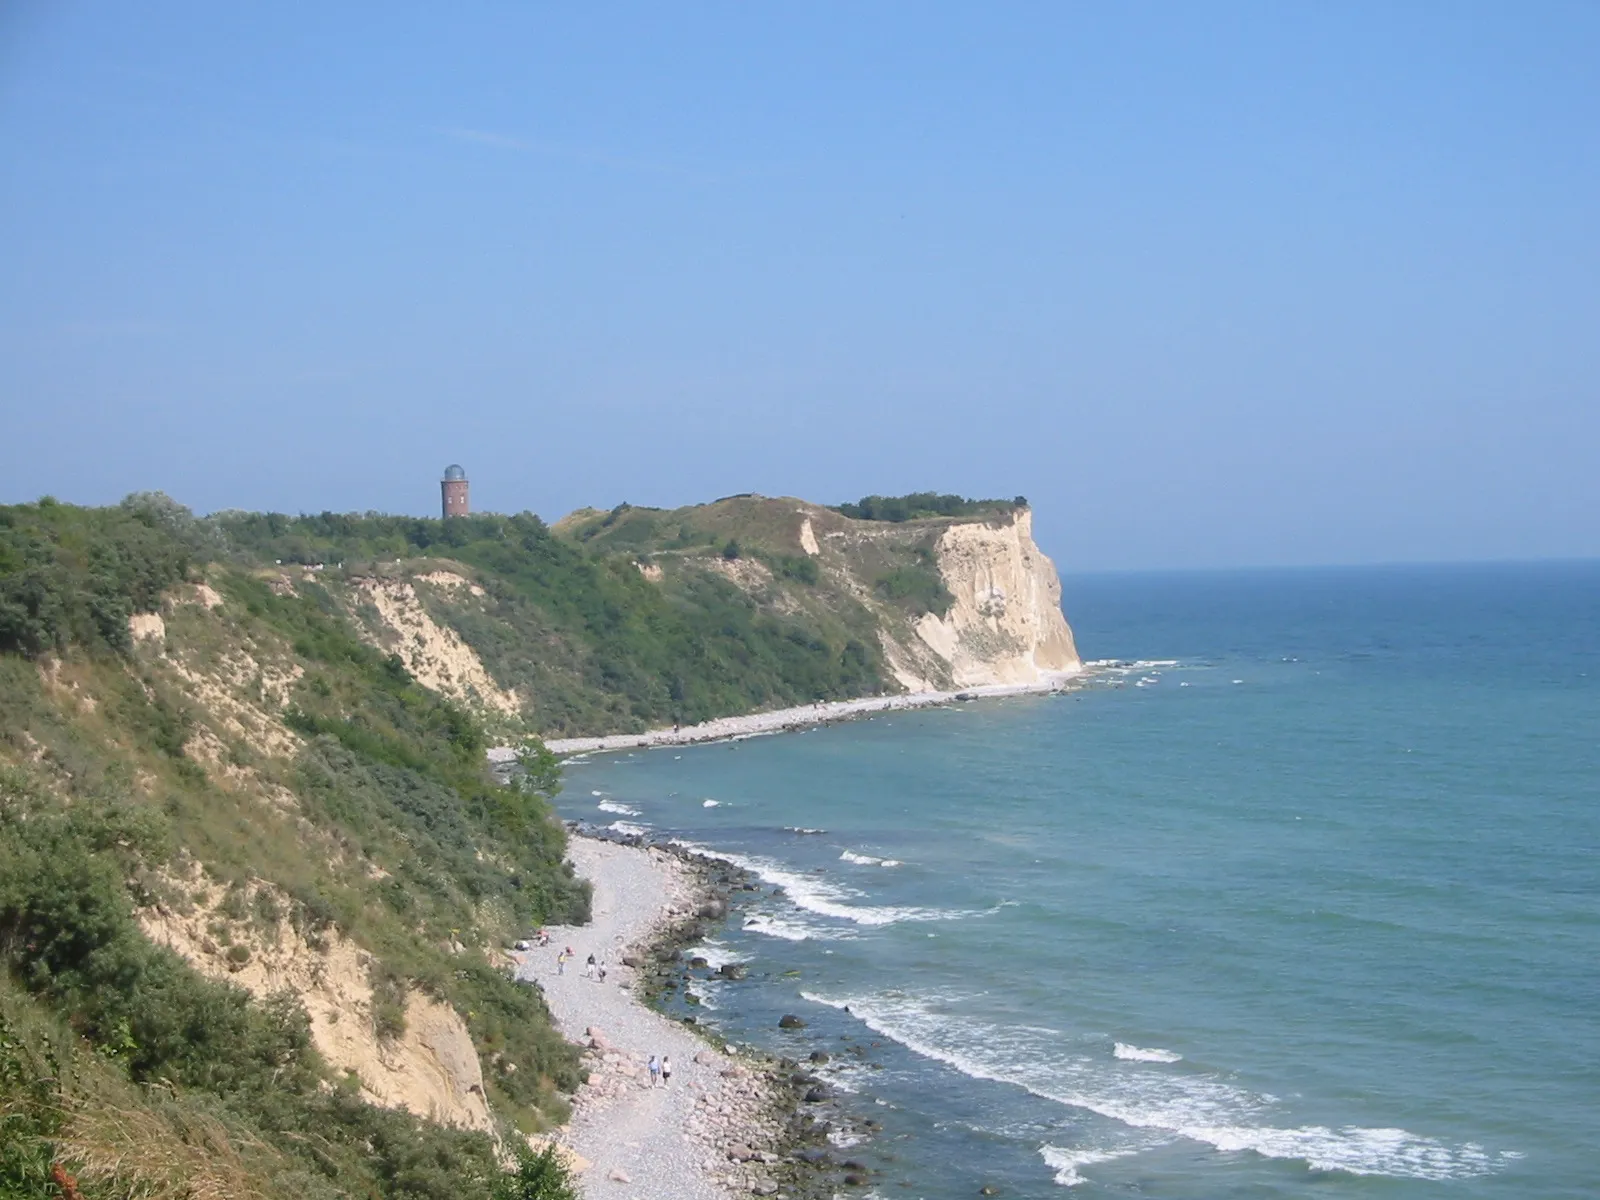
[1039,1146,1139,1187]
[840,850,903,867]
[799,990,1512,1182]
[1114,1043,1182,1063]
[671,840,970,929]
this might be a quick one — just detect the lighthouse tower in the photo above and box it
[441,464,469,518]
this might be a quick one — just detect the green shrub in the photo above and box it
[493,1144,580,1200]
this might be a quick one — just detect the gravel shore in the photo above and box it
[515,837,794,1199]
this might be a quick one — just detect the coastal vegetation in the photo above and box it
[0,498,585,1198]
[217,508,888,732]
[0,485,1044,1197]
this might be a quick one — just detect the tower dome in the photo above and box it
[443,464,467,482]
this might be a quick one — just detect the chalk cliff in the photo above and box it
[902,509,1081,689]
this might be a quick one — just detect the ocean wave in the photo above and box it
[1085,658,1182,673]
[784,827,827,835]
[1114,1043,1182,1063]
[1039,1146,1139,1187]
[702,798,721,808]
[799,990,1509,1182]
[693,939,742,969]
[740,912,847,942]
[607,820,650,837]
[596,799,641,816]
[840,850,903,867]
[670,841,964,926]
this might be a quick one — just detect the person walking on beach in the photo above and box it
[648,1055,660,1087]
[556,950,566,976]
[660,1054,672,1086]
[585,952,596,980]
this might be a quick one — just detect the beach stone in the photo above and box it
[752,1181,778,1195]
[607,1167,631,1183]
[718,961,749,980]
[802,1085,831,1103]
[778,1014,806,1029]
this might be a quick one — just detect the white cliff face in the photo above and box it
[909,509,1080,688]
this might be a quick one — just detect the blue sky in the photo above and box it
[2,2,1596,570]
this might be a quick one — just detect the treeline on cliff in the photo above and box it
[832,491,1025,523]
[0,497,584,1199]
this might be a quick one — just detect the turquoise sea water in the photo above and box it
[560,563,1599,1198]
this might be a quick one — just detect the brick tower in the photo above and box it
[441,464,469,518]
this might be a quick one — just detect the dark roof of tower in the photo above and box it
[442,464,467,481]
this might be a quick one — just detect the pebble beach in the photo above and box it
[516,837,797,1199]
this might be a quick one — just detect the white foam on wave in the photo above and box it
[840,850,903,867]
[670,841,966,927]
[1086,658,1182,673]
[590,789,604,796]
[800,990,1510,1182]
[785,826,827,835]
[1114,1043,1182,1063]
[596,799,641,816]
[1039,1146,1139,1187]
[693,939,742,969]
[740,911,846,942]
[607,820,650,837]
[702,798,721,808]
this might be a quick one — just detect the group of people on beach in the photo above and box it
[554,945,607,983]
[647,1053,673,1086]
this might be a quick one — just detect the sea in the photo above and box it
[556,562,1599,1199]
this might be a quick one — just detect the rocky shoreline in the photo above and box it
[626,834,878,1197]
[525,829,866,1199]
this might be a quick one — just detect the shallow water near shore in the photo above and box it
[557,562,1599,1198]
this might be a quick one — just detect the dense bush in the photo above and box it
[0,498,197,658]
[834,492,1024,522]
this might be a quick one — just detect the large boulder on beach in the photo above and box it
[718,961,748,980]
[803,1084,832,1103]
[778,1014,806,1029]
